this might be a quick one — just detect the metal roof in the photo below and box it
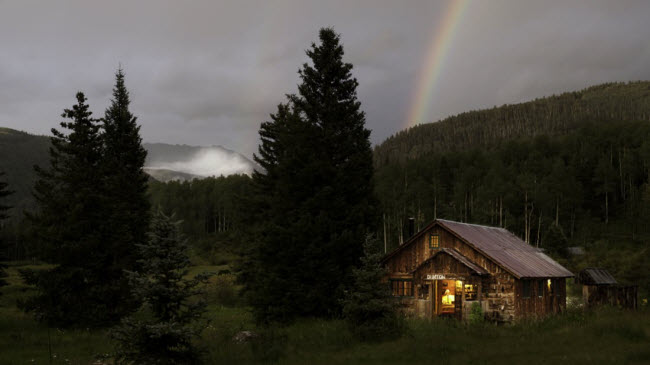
[435,220,574,279]
[577,268,617,285]
[413,248,489,275]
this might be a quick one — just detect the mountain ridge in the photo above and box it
[374,81,650,167]
[0,127,255,217]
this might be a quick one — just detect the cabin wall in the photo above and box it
[515,278,566,318]
[583,285,638,309]
[482,273,517,322]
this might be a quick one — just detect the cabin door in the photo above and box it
[436,279,463,319]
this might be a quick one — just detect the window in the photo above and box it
[429,234,440,249]
[464,284,477,301]
[522,280,531,298]
[538,280,544,298]
[391,279,413,297]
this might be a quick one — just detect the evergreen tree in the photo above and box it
[0,172,11,222]
[22,92,113,326]
[102,68,151,317]
[245,28,376,323]
[0,171,12,289]
[342,235,402,341]
[111,211,207,365]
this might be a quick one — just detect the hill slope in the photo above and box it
[374,82,650,167]
[0,128,50,218]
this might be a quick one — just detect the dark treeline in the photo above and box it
[148,174,253,240]
[375,82,650,167]
[376,120,650,254]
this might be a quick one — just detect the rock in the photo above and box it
[233,330,258,344]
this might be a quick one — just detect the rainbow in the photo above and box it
[405,0,469,128]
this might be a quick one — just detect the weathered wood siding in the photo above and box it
[386,226,506,275]
[514,278,567,318]
[583,285,638,309]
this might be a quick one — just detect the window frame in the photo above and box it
[429,234,440,249]
[390,279,414,298]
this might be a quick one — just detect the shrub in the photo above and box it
[208,274,238,306]
[342,236,404,341]
[469,302,484,325]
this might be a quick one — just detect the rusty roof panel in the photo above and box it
[437,219,574,279]
[578,268,617,285]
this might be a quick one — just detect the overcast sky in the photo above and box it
[2,0,650,158]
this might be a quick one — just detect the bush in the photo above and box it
[469,302,484,325]
[342,236,404,341]
[207,274,239,306]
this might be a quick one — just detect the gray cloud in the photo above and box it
[1,0,650,158]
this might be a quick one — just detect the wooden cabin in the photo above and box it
[577,268,637,309]
[382,219,574,322]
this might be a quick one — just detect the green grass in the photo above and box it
[1,262,650,364]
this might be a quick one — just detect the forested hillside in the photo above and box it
[374,82,650,166]
[0,128,50,219]
[375,96,650,295]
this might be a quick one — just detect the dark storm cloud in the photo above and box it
[1,0,650,158]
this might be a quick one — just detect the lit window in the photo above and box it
[465,284,477,301]
[429,234,440,249]
[391,280,413,297]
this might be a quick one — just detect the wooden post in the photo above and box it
[434,280,438,317]
[429,283,434,319]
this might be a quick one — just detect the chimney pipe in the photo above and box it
[408,217,415,239]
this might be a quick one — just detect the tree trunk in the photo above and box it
[605,191,609,224]
[536,213,542,248]
[383,213,387,253]
[499,196,503,227]
[434,194,437,220]
[524,191,528,244]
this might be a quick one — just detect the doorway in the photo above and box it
[434,279,463,319]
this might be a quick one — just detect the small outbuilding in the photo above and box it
[577,268,637,309]
[382,219,574,322]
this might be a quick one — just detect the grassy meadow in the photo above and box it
[1,261,649,365]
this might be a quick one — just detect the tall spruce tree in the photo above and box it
[22,92,113,326]
[246,28,376,323]
[102,68,150,316]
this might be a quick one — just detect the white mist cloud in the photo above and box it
[147,147,254,177]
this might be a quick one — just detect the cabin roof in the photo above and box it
[412,248,489,276]
[383,218,574,279]
[577,268,617,285]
